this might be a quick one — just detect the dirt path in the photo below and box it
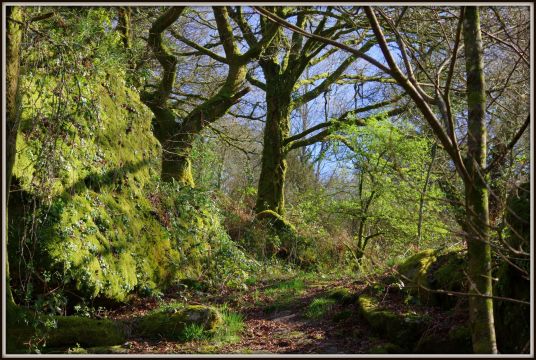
[109,276,388,354]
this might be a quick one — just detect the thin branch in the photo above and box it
[170,29,228,64]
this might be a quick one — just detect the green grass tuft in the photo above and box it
[212,304,245,344]
[305,297,336,318]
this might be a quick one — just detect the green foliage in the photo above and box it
[305,297,336,318]
[213,304,245,343]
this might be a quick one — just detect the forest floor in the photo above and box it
[104,273,396,354]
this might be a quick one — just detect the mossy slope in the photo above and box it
[8,71,253,305]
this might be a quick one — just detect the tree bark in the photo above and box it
[463,6,498,354]
[5,5,24,314]
[255,76,291,214]
[417,143,437,248]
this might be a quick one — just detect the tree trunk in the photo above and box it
[144,101,195,186]
[417,143,437,248]
[6,5,24,314]
[255,79,291,215]
[463,6,498,354]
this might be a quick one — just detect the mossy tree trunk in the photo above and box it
[116,7,132,50]
[255,75,291,214]
[5,5,24,314]
[463,6,497,354]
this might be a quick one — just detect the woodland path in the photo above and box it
[106,276,389,354]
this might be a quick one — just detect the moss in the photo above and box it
[6,311,125,353]
[326,287,354,304]
[134,305,222,340]
[397,249,437,303]
[46,316,125,348]
[398,249,437,286]
[9,69,252,305]
[357,295,431,348]
[427,249,466,308]
[256,210,296,233]
[415,325,472,353]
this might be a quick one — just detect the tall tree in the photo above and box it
[142,6,277,185]
[462,6,497,353]
[5,5,24,312]
[243,7,403,215]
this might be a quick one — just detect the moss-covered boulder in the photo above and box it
[397,249,436,289]
[6,311,125,353]
[8,69,255,306]
[46,316,126,348]
[134,304,222,340]
[7,304,221,353]
[414,325,472,354]
[426,250,466,308]
[397,248,466,309]
[357,295,431,348]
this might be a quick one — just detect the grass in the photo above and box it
[212,304,245,344]
[261,278,306,313]
[305,297,336,319]
[182,323,209,341]
[264,278,305,295]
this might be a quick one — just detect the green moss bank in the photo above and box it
[8,70,254,308]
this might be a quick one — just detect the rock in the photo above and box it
[414,325,472,353]
[134,304,222,340]
[357,295,431,348]
[397,248,466,309]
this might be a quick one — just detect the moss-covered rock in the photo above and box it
[398,249,437,288]
[397,249,437,303]
[134,304,222,340]
[426,249,466,308]
[47,316,126,348]
[6,311,125,353]
[357,295,431,348]
[397,248,466,309]
[414,325,472,353]
[7,304,221,353]
[326,287,355,304]
[8,69,255,306]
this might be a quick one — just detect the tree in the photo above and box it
[243,6,397,215]
[5,5,24,314]
[462,7,496,353]
[142,6,277,185]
